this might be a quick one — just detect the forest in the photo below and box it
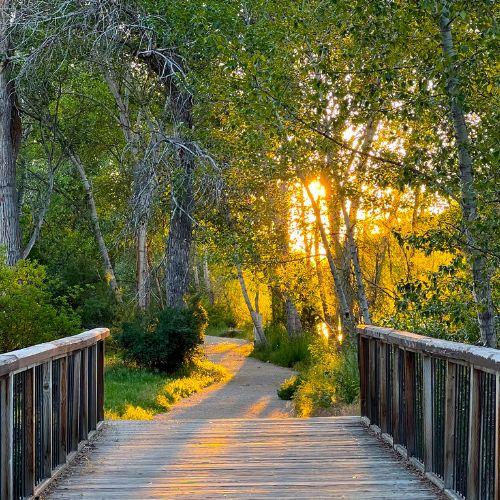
[0,0,498,417]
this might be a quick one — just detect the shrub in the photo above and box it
[117,302,208,373]
[294,338,359,417]
[0,259,81,353]
[252,324,311,369]
[278,375,302,400]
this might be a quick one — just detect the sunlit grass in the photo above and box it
[105,354,230,420]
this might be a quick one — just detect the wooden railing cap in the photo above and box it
[0,328,110,377]
[358,325,500,371]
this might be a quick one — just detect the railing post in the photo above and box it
[60,356,68,462]
[369,339,377,424]
[80,348,89,441]
[392,347,401,445]
[467,367,480,500]
[422,355,433,472]
[97,340,105,422]
[379,342,388,433]
[495,373,499,500]
[404,350,416,457]
[41,361,53,480]
[0,375,13,500]
[25,368,36,497]
[443,361,456,490]
[71,352,81,451]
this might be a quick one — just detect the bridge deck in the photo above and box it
[45,416,437,499]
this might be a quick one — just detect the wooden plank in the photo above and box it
[71,352,81,451]
[392,347,400,445]
[443,361,456,489]
[404,350,415,457]
[467,367,480,500]
[495,373,499,500]
[357,326,500,372]
[97,340,105,423]
[422,356,432,473]
[379,342,388,433]
[359,335,368,418]
[59,356,68,462]
[79,348,89,441]
[42,361,53,480]
[89,344,97,431]
[25,368,35,497]
[369,338,377,423]
[0,374,13,500]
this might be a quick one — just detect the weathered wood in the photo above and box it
[467,368,480,500]
[422,356,433,472]
[369,338,377,423]
[404,350,416,457]
[0,375,13,500]
[41,361,53,480]
[25,367,35,497]
[379,342,388,433]
[0,328,110,377]
[443,361,456,489]
[79,348,89,441]
[358,326,500,371]
[97,341,105,422]
[495,373,499,500]
[45,417,438,499]
[71,352,81,452]
[59,356,68,462]
[392,347,401,445]
[359,335,368,418]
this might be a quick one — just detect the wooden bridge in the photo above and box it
[0,327,498,499]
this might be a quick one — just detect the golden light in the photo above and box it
[317,322,330,339]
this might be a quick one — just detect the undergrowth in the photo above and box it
[105,354,230,420]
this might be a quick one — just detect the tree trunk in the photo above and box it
[313,226,331,325]
[303,180,356,340]
[136,220,149,311]
[69,151,121,302]
[439,2,496,347]
[0,2,21,265]
[236,264,267,345]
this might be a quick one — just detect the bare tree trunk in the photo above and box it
[236,264,266,345]
[340,201,371,324]
[69,151,121,302]
[0,2,21,265]
[439,2,496,347]
[303,180,356,340]
[136,220,149,310]
[313,226,331,324]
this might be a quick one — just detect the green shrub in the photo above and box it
[0,259,81,353]
[278,375,302,400]
[251,324,311,369]
[117,303,208,373]
[294,338,359,416]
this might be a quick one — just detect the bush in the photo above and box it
[117,302,208,373]
[278,375,302,400]
[0,259,81,353]
[294,338,359,417]
[251,324,311,369]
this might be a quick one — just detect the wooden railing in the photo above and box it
[0,328,109,500]
[358,325,499,500]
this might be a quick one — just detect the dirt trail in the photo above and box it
[156,335,295,420]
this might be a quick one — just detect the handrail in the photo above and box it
[358,325,499,500]
[0,328,110,500]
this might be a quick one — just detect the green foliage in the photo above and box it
[105,354,230,420]
[277,375,302,400]
[251,324,311,369]
[117,303,208,373]
[0,259,81,353]
[205,302,237,331]
[294,339,359,417]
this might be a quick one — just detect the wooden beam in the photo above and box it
[0,375,13,500]
[25,368,35,497]
[97,341,105,423]
[404,350,416,457]
[495,373,499,500]
[443,361,456,489]
[422,356,432,472]
[79,348,89,441]
[392,347,400,445]
[41,361,52,480]
[59,356,68,463]
[467,367,480,500]
[379,342,388,434]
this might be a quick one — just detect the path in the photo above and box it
[45,336,438,499]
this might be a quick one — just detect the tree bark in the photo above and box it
[0,1,22,265]
[136,220,149,310]
[68,151,121,302]
[302,180,356,340]
[313,225,331,325]
[236,264,267,345]
[439,2,496,347]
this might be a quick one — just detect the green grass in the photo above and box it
[251,324,311,369]
[104,354,230,420]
